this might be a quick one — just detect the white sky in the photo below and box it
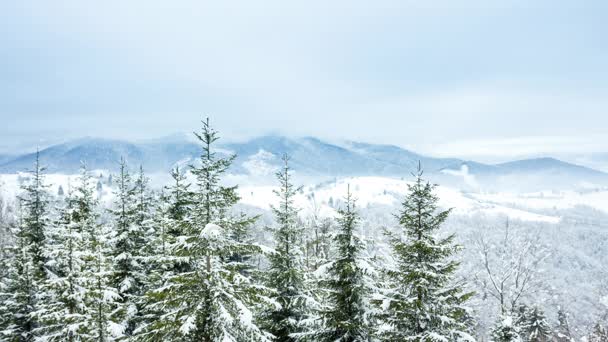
[1,0,607,162]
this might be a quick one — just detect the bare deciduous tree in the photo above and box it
[475,219,549,315]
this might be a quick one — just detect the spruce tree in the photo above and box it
[491,315,522,342]
[377,164,473,341]
[141,118,270,341]
[316,186,370,341]
[554,308,574,342]
[108,158,146,337]
[159,166,193,273]
[524,306,551,342]
[588,322,608,342]
[136,167,193,335]
[0,211,37,341]
[263,155,308,341]
[18,150,51,281]
[77,164,121,341]
[33,188,89,341]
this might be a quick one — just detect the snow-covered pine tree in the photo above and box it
[18,150,51,282]
[553,308,574,342]
[77,164,121,340]
[33,187,89,341]
[0,211,37,341]
[376,163,474,341]
[523,306,551,342]
[140,118,271,341]
[134,165,155,246]
[262,154,308,341]
[135,167,193,337]
[165,166,192,225]
[146,166,192,282]
[1,151,52,340]
[159,166,193,273]
[315,185,371,342]
[588,322,608,342]
[491,315,522,342]
[107,158,146,337]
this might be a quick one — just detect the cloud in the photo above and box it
[0,0,607,156]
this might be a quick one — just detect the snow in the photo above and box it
[201,223,222,238]
[4,173,606,224]
[237,176,565,223]
[179,315,196,335]
[108,321,126,338]
[241,149,278,177]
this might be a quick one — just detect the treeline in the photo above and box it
[0,119,606,342]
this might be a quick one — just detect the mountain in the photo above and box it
[1,134,607,191]
[0,154,15,165]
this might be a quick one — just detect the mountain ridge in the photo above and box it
[1,134,606,191]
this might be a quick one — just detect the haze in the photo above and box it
[1,0,607,163]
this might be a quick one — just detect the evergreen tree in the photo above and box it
[19,150,51,282]
[108,159,146,337]
[33,188,89,341]
[491,315,522,342]
[78,164,121,341]
[0,212,37,341]
[263,155,308,341]
[514,304,531,334]
[141,118,270,341]
[316,186,370,341]
[160,166,193,273]
[554,308,574,342]
[588,322,608,342]
[376,164,473,341]
[165,166,192,224]
[136,167,193,335]
[524,306,551,342]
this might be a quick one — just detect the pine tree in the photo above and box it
[33,188,89,341]
[141,118,270,341]
[524,306,551,342]
[77,164,121,341]
[108,159,146,337]
[587,322,608,342]
[19,150,51,282]
[159,166,193,273]
[376,164,473,341]
[491,315,522,342]
[263,155,308,341]
[588,322,608,342]
[316,186,370,341]
[514,304,531,335]
[136,167,193,335]
[554,308,574,342]
[0,211,37,341]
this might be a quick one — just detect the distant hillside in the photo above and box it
[1,134,607,191]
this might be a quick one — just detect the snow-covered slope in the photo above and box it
[238,176,563,224]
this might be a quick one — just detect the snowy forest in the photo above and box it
[0,119,606,342]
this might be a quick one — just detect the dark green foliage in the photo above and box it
[19,150,51,281]
[264,155,307,341]
[108,159,148,336]
[0,214,37,341]
[492,316,522,342]
[140,118,270,341]
[317,186,369,342]
[377,164,473,341]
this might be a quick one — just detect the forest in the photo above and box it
[0,119,606,342]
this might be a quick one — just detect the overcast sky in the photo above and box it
[1,0,607,162]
